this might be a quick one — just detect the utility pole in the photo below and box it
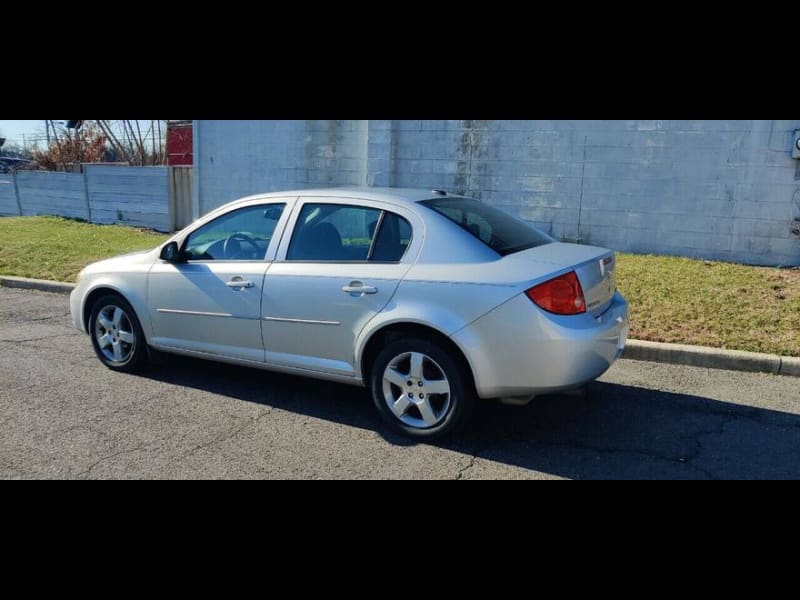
[45,120,51,145]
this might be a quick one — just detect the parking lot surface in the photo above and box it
[1,287,798,479]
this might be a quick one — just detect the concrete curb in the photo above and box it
[779,356,800,377]
[0,275,75,295]
[1,275,797,378]
[623,339,799,378]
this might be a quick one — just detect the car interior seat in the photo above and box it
[289,222,343,260]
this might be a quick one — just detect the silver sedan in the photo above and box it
[70,188,629,439]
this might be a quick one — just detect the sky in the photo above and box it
[0,120,167,151]
[0,120,48,148]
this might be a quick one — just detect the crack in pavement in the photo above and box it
[454,440,497,480]
[537,440,718,479]
[0,332,79,344]
[179,407,275,463]
[502,411,747,480]
[22,314,71,323]
[77,443,155,479]
[69,395,191,480]
[686,404,800,430]
[676,413,739,480]
[0,313,71,325]
[455,455,478,480]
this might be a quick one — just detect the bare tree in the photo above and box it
[94,120,167,165]
[1,141,33,159]
[30,122,107,170]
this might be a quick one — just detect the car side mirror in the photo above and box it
[159,241,185,263]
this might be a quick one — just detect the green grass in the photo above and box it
[1,216,798,357]
[617,253,800,357]
[0,216,168,283]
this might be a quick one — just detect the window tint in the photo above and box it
[371,212,412,262]
[420,197,553,256]
[183,204,285,261]
[288,204,381,262]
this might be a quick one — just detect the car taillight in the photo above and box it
[525,271,586,315]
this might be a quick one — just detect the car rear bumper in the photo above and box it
[451,291,629,399]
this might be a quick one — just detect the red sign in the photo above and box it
[167,121,193,166]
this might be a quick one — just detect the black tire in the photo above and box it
[88,294,148,373]
[370,337,475,440]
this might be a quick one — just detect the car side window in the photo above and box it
[370,212,413,262]
[183,204,286,261]
[287,204,382,262]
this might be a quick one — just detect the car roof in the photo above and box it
[232,187,455,206]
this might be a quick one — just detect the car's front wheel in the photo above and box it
[371,337,475,440]
[89,294,148,373]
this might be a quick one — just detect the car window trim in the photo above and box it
[277,260,399,265]
[365,211,386,261]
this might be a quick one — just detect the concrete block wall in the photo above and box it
[85,165,170,231]
[1,166,181,232]
[0,175,19,216]
[195,120,800,266]
[195,120,368,215]
[16,171,89,220]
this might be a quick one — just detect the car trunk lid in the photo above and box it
[503,242,617,316]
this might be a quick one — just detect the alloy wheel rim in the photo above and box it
[382,351,451,429]
[94,305,135,364]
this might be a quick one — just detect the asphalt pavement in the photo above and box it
[1,287,798,479]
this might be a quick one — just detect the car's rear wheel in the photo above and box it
[89,294,148,373]
[371,337,474,440]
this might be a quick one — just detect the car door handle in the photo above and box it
[226,278,254,289]
[342,282,378,295]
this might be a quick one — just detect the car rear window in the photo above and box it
[420,197,554,256]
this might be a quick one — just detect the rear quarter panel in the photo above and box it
[353,275,519,379]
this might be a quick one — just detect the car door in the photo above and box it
[261,198,420,377]
[148,201,291,362]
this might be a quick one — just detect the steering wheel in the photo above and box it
[223,233,261,259]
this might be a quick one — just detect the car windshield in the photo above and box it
[420,197,554,256]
